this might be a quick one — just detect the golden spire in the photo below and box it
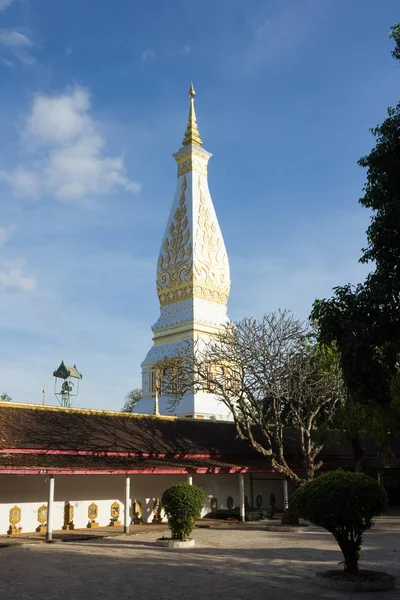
[182,82,202,147]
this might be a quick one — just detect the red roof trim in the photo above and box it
[0,448,394,459]
[0,448,248,459]
[0,467,258,475]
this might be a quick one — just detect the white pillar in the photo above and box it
[46,475,55,541]
[239,474,245,522]
[124,476,131,533]
[282,479,289,510]
[377,470,381,485]
[187,474,193,486]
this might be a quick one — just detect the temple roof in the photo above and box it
[53,361,82,380]
[0,403,399,475]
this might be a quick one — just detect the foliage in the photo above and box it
[121,389,142,412]
[0,393,12,402]
[311,28,400,461]
[163,311,345,485]
[291,471,387,574]
[161,482,205,541]
[390,22,400,61]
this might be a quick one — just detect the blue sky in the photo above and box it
[0,0,399,410]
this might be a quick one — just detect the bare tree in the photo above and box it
[122,388,142,413]
[162,311,344,485]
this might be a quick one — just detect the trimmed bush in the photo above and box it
[161,482,205,541]
[290,471,387,574]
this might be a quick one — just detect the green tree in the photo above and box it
[161,482,205,541]
[0,393,12,402]
[390,22,400,61]
[311,25,400,462]
[121,388,142,413]
[291,471,387,574]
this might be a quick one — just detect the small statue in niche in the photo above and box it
[133,500,142,525]
[7,505,22,535]
[87,502,99,528]
[109,501,121,527]
[36,504,47,533]
[152,498,162,524]
[62,503,75,530]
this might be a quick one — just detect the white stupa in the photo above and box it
[140,84,231,420]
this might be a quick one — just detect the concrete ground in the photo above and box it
[0,515,399,600]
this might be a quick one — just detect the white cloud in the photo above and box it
[0,56,14,67]
[141,48,155,63]
[232,0,331,75]
[0,259,36,292]
[0,0,16,12]
[0,30,32,47]
[25,87,91,145]
[0,86,142,203]
[178,45,191,55]
[0,29,35,65]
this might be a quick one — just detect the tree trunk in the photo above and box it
[336,531,362,575]
[350,437,364,473]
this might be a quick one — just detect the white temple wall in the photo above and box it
[0,472,279,534]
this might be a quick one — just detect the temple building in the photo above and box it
[0,86,398,538]
[140,84,231,420]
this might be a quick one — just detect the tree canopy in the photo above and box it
[291,471,387,574]
[311,25,400,448]
[121,388,142,413]
[163,311,344,485]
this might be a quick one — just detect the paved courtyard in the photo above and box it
[0,515,399,600]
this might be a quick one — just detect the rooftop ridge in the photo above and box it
[0,401,234,423]
[0,401,178,420]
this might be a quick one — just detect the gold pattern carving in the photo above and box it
[157,171,230,307]
[37,504,47,525]
[177,152,208,177]
[9,505,21,526]
[36,504,47,533]
[8,505,22,535]
[194,179,230,300]
[87,502,99,528]
[133,499,143,524]
[110,501,121,527]
[157,176,193,304]
[152,498,162,524]
[62,503,75,530]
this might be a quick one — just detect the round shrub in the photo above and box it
[161,482,205,541]
[291,471,387,574]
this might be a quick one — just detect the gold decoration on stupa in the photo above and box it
[182,82,202,147]
[157,176,193,305]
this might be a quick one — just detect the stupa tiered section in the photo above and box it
[140,84,232,420]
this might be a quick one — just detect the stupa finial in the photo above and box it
[182,82,202,147]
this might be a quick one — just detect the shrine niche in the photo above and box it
[210,497,218,512]
[87,502,99,528]
[62,503,75,530]
[109,501,121,527]
[256,494,263,509]
[36,504,47,533]
[8,505,22,535]
[227,496,234,510]
[152,498,162,524]
[133,499,142,524]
